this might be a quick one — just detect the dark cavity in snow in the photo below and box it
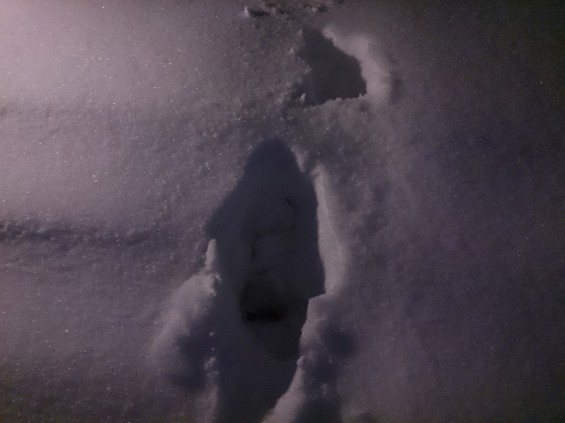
[297,28,367,105]
[201,140,325,422]
[208,140,325,361]
[157,141,326,422]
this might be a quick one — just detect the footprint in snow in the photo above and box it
[152,140,325,423]
[207,139,325,360]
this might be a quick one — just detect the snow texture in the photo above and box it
[1,0,564,422]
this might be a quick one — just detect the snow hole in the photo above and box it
[297,28,367,105]
[207,140,325,361]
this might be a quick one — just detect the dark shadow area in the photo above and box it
[204,139,325,422]
[207,140,325,360]
[297,29,367,105]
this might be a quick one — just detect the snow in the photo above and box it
[1,1,564,422]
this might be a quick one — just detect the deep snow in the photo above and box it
[0,1,564,422]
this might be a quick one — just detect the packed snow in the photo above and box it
[0,1,564,422]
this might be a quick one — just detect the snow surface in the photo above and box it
[1,1,564,422]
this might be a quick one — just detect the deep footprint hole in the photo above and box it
[240,281,288,323]
[244,310,286,322]
[208,141,325,362]
[239,275,309,360]
[297,28,367,105]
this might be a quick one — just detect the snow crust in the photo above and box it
[1,1,564,422]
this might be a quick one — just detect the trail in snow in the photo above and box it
[0,1,563,422]
[153,140,341,422]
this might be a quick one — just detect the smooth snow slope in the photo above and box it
[1,1,564,422]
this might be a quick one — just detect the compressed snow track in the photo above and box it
[208,140,324,361]
[153,140,327,423]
